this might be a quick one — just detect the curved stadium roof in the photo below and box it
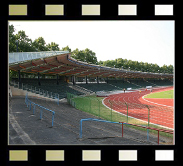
[9,51,173,79]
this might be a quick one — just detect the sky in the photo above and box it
[9,20,174,67]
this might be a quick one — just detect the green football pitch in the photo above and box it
[144,89,174,99]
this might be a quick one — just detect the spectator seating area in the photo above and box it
[10,78,84,99]
[78,83,120,92]
[107,79,173,90]
[107,80,139,89]
[145,79,173,86]
[10,78,173,98]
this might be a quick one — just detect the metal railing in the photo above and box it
[25,93,55,127]
[79,118,173,144]
[80,118,123,139]
[67,92,174,144]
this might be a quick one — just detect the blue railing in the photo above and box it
[25,93,55,127]
[79,118,123,139]
[54,93,59,106]
[80,118,152,142]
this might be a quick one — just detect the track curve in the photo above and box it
[103,86,174,129]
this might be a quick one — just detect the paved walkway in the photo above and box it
[9,96,170,145]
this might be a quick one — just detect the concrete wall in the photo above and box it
[10,86,27,96]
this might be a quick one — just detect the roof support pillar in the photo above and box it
[86,76,88,84]
[18,70,21,84]
[72,75,76,85]
[106,77,108,83]
[97,76,99,84]
[38,72,41,86]
[57,74,59,85]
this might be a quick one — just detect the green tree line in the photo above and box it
[98,58,173,74]
[9,24,59,52]
[9,24,97,64]
[9,24,173,74]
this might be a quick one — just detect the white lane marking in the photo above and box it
[102,97,173,130]
[142,95,173,108]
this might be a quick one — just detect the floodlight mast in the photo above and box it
[15,40,18,52]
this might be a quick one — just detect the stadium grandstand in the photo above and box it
[9,51,174,145]
[9,51,173,99]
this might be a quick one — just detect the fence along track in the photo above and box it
[67,92,174,144]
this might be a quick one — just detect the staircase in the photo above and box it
[127,80,142,88]
[68,84,95,95]
[108,83,122,90]
[144,80,157,86]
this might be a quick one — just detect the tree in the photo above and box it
[161,65,167,73]
[84,48,97,64]
[9,25,35,52]
[71,48,82,60]
[98,60,103,65]
[15,30,35,52]
[116,58,123,68]
[98,57,174,74]
[167,65,173,74]
[61,45,72,52]
[32,37,49,51]
[9,24,60,52]
[9,24,17,52]
[47,42,60,51]
[103,60,115,68]
[71,48,97,64]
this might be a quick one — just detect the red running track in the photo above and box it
[141,98,174,107]
[103,86,174,129]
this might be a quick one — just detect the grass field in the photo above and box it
[73,95,147,125]
[144,90,174,99]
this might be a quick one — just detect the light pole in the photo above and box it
[15,40,18,52]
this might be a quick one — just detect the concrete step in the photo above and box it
[68,85,94,95]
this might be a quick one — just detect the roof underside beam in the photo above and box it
[9,52,173,79]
